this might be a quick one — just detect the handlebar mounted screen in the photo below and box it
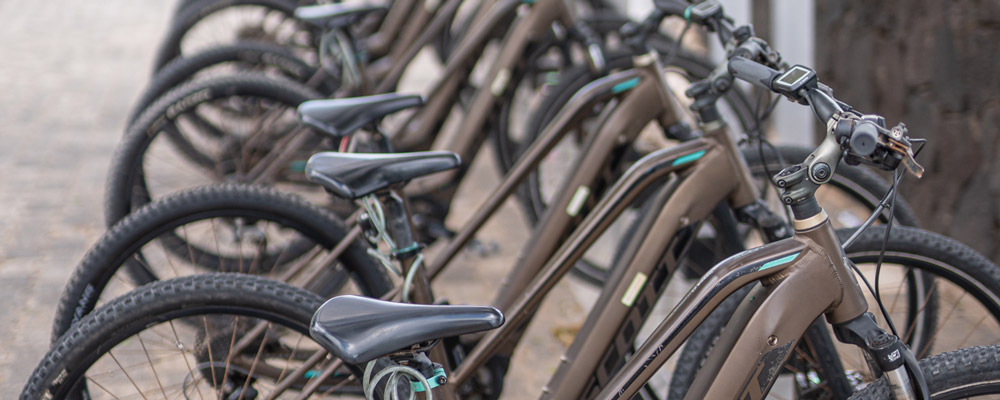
[772,65,816,102]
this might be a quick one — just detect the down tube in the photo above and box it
[543,134,760,399]
[593,238,813,400]
[449,139,711,387]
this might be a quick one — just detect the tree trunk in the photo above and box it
[816,0,1000,260]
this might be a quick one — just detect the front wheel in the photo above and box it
[667,225,1000,399]
[848,345,1000,399]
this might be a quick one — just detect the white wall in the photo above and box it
[769,0,815,146]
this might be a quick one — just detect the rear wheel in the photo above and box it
[106,72,328,227]
[54,184,390,343]
[26,274,367,399]
[153,0,317,72]
[130,41,333,125]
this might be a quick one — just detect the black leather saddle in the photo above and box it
[311,296,504,365]
[294,3,387,30]
[298,93,423,138]
[305,151,461,199]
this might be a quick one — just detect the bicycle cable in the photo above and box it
[364,359,434,400]
[659,20,692,68]
[873,170,902,336]
[847,137,926,338]
[741,86,789,222]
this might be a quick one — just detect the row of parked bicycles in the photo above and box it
[20,0,1000,399]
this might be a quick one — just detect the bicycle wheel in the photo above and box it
[849,345,1000,399]
[153,0,318,73]
[106,72,327,227]
[25,274,366,400]
[53,184,391,343]
[129,41,334,125]
[667,225,1000,399]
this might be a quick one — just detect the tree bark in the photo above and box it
[816,0,1000,260]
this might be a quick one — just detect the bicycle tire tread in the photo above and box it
[130,40,321,124]
[848,345,1000,399]
[26,274,322,400]
[107,71,321,226]
[56,183,387,343]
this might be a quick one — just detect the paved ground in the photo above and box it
[0,1,179,396]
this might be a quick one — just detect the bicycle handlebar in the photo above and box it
[727,54,924,178]
[727,55,779,91]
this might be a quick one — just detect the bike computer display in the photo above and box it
[772,65,816,96]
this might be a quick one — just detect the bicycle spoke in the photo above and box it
[136,334,170,399]
[237,324,272,400]
[264,349,330,400]
[108,350,149,400]
[85,375,123,400]
[218,316,241,397]
[202,316,220,393]
[919,290,970,359]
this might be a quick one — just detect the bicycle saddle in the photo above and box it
[311,295,504,365]
[298,93,423,138]
[294,3,387,30]
[306,151,461,199]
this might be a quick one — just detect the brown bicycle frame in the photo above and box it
[392,0,573,165]
[590,207,870,399]
[416,116,873,399]
[263,3,888,397]
[293,2,876,396]
[388,52,784,397]
[261,39,872,400]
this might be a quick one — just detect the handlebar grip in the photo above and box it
[727,56,779,90]
[652,0,690,16]
[849,121,879,156]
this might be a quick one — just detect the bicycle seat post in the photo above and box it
[359,190,436,305]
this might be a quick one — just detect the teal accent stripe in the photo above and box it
[671,150,706,166]
[611,77,641,94]
[760,252,801,271]
[684,5,694,21]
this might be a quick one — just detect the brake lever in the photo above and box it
[881,123,924,178]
